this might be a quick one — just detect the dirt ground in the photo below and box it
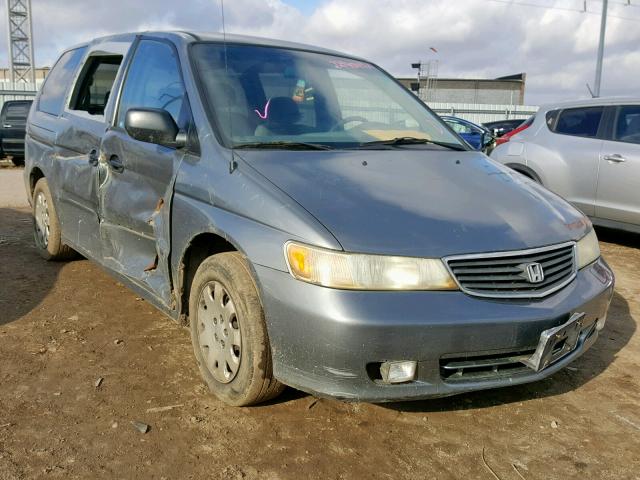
[1,166,639,479]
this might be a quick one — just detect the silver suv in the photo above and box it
[491,98,640,233]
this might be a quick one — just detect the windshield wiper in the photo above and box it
[357,137,467,151]
[234,141,333,151]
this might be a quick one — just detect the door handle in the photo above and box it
[88,148,99,166]
[107,154,124,173]
[602,153,626,163]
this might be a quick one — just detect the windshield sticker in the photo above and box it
[329,60,373,70]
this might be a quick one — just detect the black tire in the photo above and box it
[32,178,76,261]
[189,252,284,406]
[10,157,24,167]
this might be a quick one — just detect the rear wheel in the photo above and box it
[32,178,76,260]
[189,252,284,406]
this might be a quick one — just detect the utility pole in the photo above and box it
[6,0,36,85]
[594,0,608,97]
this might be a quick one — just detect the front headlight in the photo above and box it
[284,242,458,291]
[576,229,600,269]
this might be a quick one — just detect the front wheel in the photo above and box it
[32,178,76,261]
[189,252,284,406]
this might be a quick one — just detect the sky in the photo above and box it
[8,0,640,105]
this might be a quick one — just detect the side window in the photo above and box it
[117,40,187,129]
[70,55,122,116]
[614,105,640,145]
[545,109,559,130]
[554,107,603,138]
[447,120,473,134]
[38,47,87,116]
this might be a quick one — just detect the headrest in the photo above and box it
[267,96,300,125]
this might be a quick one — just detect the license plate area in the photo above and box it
[521,312,585,372]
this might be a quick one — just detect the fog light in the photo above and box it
[380,361,417,384]
[596,316,607,331]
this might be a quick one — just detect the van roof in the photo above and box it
[540,97,640,111]
[67,31,356,60]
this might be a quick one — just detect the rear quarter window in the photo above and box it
[614,105,640,145]
[553,107,603,138]
[38,47,87,116]
[545,109,559,130]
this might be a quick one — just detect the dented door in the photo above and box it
[96,38,191,307]
[97,129,180,305]
[54,115,103,256]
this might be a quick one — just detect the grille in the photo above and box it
[440,349,536,382]
[445,242,576,299]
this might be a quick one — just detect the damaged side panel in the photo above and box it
[97,128,179,307]
[51,117,104,257]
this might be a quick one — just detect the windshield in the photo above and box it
[191,43,464,150]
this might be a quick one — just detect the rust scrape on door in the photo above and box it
[144,254,159,272]
[147,197,165,226]
[143,198,165,272]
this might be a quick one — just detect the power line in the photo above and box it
[485,0,640,22]
[486,0,589,13]
[591,0,640,9]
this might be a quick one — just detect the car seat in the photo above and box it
[254,97,311,136]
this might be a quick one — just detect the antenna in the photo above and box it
[220,0,236,173]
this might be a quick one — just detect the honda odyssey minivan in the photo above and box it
[24,32,614,406]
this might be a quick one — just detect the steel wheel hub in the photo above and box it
[34,192,50,248]
[197,281,242,383]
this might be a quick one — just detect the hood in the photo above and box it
[239,149,589,257]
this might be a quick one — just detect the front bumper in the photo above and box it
[255,258,614,402]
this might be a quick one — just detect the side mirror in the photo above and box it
[481,132,495,148]
[124,108,185,148]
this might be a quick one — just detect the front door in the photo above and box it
[97,39,192,306]
[596,105,640,227]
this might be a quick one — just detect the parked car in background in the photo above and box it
[491,98,640,233]
[483,118,524,137]
[441,115,495,153]
[493,116,535,147]
[24,32,613,406]
[1,100,33,166]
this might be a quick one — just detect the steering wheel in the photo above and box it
[331,116,370,132]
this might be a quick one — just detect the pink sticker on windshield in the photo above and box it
[254,98,271,120]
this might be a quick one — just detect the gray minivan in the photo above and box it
[24,32,614,406]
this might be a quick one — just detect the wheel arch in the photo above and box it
[29,166,46,200]
[175,230,244,325]
[505,163,543,185]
